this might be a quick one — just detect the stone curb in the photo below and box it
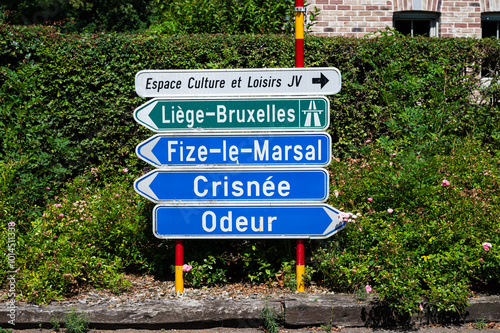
[1,294,499,329]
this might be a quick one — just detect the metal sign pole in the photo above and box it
[175,239,184,294]
[295,0,306,292]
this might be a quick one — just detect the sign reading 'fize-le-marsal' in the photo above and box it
[135,68,341,98]
[134,169,328,203]
[136,132,331,168]
[133,96,330,132]
[153,204,346,239]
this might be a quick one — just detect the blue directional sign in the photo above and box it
[153,204,346,239]
[136,132,332,168]
[134,169,329,203]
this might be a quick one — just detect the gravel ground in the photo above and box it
[1,273,335,307]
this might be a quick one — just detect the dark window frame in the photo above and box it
[393,11,439,37]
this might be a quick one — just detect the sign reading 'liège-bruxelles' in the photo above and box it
[133,96,330,132]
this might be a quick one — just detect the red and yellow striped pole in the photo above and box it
[295,0,305,69]
[175,239,184,294]
[295,0,306,293]
[296,239,305,291]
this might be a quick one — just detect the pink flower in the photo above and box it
[59,213,64,217]
[368,197,373,202]
[365,285,372,293]
[387,208,394,213]
[365,139,371,143]
[479,258,484,262]
[334,190,339,198]
[441,179,450,186]
[183,264,192,272]
[419,304,424,312]
[123,168,129,173]
[482,242,492,251]
[54,203,62,208]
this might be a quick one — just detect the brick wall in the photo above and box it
[308,0,488,37]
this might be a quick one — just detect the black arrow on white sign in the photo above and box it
[312,73,329,89]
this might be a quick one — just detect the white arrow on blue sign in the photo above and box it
[134,169,329,203]
[153,203,346,239]
[136,132,332,168]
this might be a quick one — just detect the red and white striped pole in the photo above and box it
[295,0,306,292]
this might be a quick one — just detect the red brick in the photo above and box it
[338,5,351,10]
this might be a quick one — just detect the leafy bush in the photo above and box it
[151,0,295,34]
[316,138,500,314]
[15,171,156,303]
[1,0,157,32]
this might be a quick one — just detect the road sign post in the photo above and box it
[295,0,306,292]
[133,44,343,294]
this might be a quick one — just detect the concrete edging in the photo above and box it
[2,294,500,329]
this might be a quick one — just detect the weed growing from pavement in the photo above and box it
[64,307,89,333]
[260,303,281,333]
[50,314,61,331]
[472,316,487,330]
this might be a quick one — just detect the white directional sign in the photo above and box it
[135,68,341,98]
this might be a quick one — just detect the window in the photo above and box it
[481,14,500,78]
[482,13,500,38]
[393,12,439,37]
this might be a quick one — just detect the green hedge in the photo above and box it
[1,25,500,312]
[1,26,499,222]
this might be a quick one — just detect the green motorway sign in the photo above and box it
[133,96,330,132]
